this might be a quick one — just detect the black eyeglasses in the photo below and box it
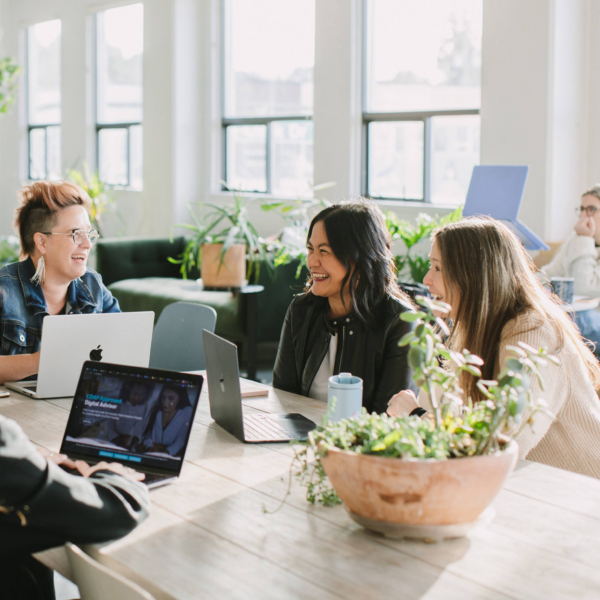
[41,229,100,245]
[576,206,599,217]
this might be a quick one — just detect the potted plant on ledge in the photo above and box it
[294,297,557,541]
[170,191,269,289]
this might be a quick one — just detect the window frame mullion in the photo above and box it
[423,116,431,204]
[362,108,480,202]
[96,122,140,187]
[266,121,272,195]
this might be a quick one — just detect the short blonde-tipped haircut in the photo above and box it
[14,181,92,256]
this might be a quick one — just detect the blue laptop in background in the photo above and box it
[463,165,549,251]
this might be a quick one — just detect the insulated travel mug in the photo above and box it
[326,373,363,422]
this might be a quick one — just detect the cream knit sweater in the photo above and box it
[420,311,600,479]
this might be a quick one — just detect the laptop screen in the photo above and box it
[60,361,203,474]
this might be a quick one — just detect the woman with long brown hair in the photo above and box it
[388,217,600,479]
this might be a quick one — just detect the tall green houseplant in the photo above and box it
[0,57,20,115]
[386,206,463,283]
[170,191,270,280]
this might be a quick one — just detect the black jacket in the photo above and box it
[0,415,150,557]
[272,293,416,414]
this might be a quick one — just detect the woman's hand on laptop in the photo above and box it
[36,447,77,469]
[73,460,146,482]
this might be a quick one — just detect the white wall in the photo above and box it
[481,0,597,243]
[586,1,600,187]
[1,0,600,245]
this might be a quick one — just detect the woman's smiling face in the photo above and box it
[306,220,349,301]
[40,205,93,284]
[423,238,459,320]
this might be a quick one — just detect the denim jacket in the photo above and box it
[0,257,120,356]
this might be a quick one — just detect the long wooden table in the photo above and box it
[2,380,600,599]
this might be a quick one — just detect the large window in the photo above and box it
[222,0,315,196]
[364,0,482,204]
[96,3,143,190]
[27,20,61,181]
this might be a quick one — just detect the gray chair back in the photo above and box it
[149,302,217,371]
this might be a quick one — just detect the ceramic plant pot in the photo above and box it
[320,441,519,539]
[201,243,246,288]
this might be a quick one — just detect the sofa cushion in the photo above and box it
[108,277,244,341]
[96,237,199,286]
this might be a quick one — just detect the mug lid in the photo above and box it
[329,373,363,387]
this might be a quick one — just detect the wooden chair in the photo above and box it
[66,543,156,600]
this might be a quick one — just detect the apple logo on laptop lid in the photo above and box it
[90,345,103,362]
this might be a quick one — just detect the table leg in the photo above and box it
[246,292,258,381]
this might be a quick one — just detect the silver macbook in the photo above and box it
[6,312,154,399]
[202,330,316,443]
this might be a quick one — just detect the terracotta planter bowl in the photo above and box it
[201,243,246,288]
[320,441,518,527]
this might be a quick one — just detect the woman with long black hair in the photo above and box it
[272,199,416,414]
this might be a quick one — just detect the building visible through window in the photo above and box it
[223,0,315,196]
[364,0,482,204]
[96,3,143,190]
[28,19,61,181]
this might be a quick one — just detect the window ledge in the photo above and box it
[374,199,462,212]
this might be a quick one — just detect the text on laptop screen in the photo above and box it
[61,364,201,471]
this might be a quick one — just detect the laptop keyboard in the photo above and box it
[243,414,293,441]
[142,473,169,486]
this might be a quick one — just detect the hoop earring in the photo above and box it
[30,256,45,286]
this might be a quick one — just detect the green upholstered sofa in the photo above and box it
[95,236,307,348]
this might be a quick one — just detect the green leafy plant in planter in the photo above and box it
[294,296,557,508]
[387,206,463,283]
[0,235,21,268]
[169,190,270,282]
[0,57,21,115]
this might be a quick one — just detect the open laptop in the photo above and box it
[463,165,549,251]
[202,330,316,443]
[6,312,154,399]
[59,361,203,489]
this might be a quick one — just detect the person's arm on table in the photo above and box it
[0,352,40,385]
[0,416,150,557]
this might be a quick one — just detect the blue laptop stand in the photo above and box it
[463,165,549,251]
